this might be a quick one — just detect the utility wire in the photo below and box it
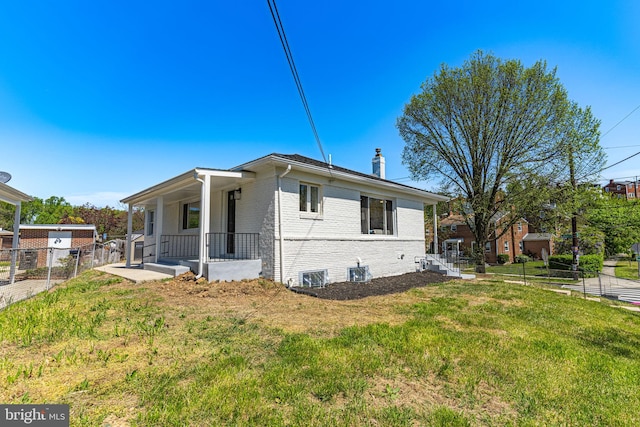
[597,150,640,173]
[267,0,331,173]
[601,103,640,138]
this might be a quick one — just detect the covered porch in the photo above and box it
[121,168,262,281]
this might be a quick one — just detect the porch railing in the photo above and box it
[160,235,199,259]
[207,233,259,262]
[157,233,259,262]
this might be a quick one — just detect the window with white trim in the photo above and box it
[517,222,522,232]
[182,201,200,229]
[519,241,523,251]
[504,241,509,252]
[147,210,155,236]
[361,195,394,235]
[299,183,321,213]
[451,224,457,232]
[485,242,491,252]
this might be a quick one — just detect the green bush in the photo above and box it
[515,254,531,264]
[497,254,510,265]
[548,254,603,276]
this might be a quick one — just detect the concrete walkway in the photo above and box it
[94,262,173,283]
[0,279,63,308]
[562,259,640,304]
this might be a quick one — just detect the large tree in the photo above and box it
[398,51,600,272]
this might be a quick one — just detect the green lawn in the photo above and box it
[615,260,640,280]
[1,271,640,426]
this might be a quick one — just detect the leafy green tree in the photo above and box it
[0,197,43,230]
[34,196,74,224]
[397,51,600,272]
[584,195,640,256]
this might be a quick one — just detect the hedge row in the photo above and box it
[548,254,603,273]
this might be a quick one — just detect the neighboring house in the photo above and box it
[19,224,98,268]
[603,179,638,200]
[0,182,33,283]
[121,151,449,285]
[440,214,529,263]
[522,233,554,261]
[0,229,13,250]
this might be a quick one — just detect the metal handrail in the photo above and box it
[206,232,259,262]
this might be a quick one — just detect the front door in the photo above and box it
[227,191,236,254]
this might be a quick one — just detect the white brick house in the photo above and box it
[121,151,448,286]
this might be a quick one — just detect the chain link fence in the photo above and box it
[0,241,124,310]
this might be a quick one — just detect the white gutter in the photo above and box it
[195,173,206,279]
[277,165,292,285]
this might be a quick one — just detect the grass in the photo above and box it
[465,261,579,285]
[615,260,640,280]
[1,270,640,426]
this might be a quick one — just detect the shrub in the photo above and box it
[515,254,531,264]
[497,254,510,265]
[548,254,603,277]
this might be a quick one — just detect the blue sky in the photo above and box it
[1,0,638,207]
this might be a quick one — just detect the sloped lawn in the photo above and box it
[1,270,639,426]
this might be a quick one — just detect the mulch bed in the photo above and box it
[290,270,452,300]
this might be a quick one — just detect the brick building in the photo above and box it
[18,224,97,268]
[603,179,638,200]
[440,214,529,263]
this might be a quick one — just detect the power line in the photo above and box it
[601,103,640,138]
[604,144,640,149]
[266,0,330,169]
[598,150,640,173]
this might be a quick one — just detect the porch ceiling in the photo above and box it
[121,168,255,206]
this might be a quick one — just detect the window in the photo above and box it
[617,185,621,191]
[299,183,321,213]
[348,266,370,283]
[299,269,328,287]
[147,210,155,236]
[504,241,509,252]
[485,242,491,252]
[451,224,457,232]
[182,201,200,229]
[517,222,522,232]
[605,187,609,192]
[361,196,394,235]
[519,241,523,251]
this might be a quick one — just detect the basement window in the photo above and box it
[348,266,370,283]
[299,269,328,288]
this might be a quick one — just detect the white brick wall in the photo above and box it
[270,169,427,284]
[141,165,429,285]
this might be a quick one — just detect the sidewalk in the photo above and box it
[562,259,640,304]
[95,262,173,283]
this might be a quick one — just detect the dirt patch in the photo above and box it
[290,270,451,300]
[136,270,454,336]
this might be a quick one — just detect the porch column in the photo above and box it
[125,203,133,267]
[199,174,211,271]
[9,201,21,284]
[432,203,438,255]
[154,196,164,263]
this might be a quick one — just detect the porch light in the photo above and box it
[234,188,242,200]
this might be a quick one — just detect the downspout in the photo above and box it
[432,203,438,255]
[195,174,206,279]
[277,165,292,285]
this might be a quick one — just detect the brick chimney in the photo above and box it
[372,148,385,179]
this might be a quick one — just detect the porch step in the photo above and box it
[144,262,191,277]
